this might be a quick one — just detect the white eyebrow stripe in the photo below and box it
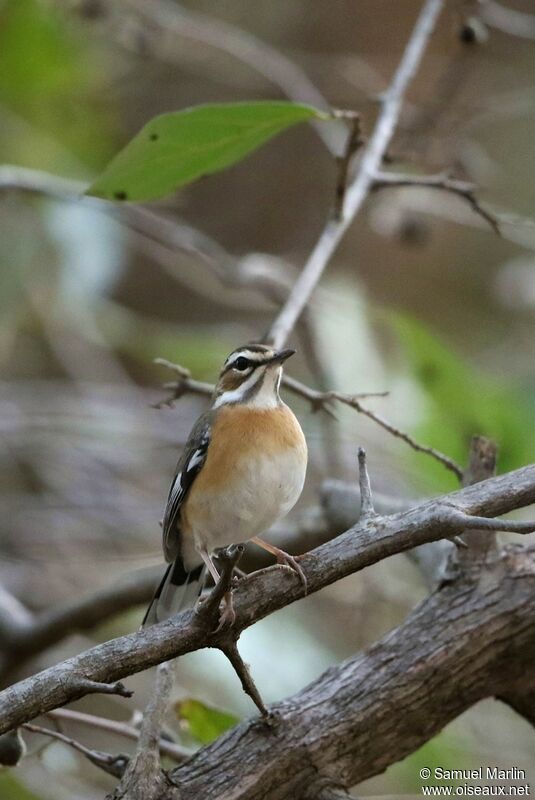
[225,349,268,368]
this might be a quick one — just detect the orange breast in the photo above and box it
[191,405,306,493]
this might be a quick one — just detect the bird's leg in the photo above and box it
[199,549,236,631]
[199,549,221,586]
[251,536,307,593]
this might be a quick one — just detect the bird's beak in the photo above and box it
[268,348,296,365]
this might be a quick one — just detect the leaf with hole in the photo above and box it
[87,101,330,202]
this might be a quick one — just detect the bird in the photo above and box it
[143,343,308,630]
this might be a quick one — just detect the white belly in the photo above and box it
[185,447,306,562]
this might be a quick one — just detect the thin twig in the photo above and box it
[119,0,341,154]
[330,390,464,480]
[152,359,461,478]
[357,448,375,519]
[23,722,129,779]
[46,708,190,762]
[76,679,133,698]
[447,510,535,534]
[332,111,363,221]
[372,170,501,235]
[266,0,445,349]
[218,640,269,718]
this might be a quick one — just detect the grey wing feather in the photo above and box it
[162,410,213,562]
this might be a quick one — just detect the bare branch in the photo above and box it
[480,0,535,40]
[372,170,501,235]
[266,0,445,349]
[165,545,535,799]
[329,390,464,479]
[23,723,129,779]
[47,708,189,762]
[218,640,269,718]
[456,436,499,565]
[357,448,375,519]
[332,111,363,221]
[153,359,460,478]
[76,679,134,698]
[1,461,534,734]
[112,661,176,800]
[120,0,341,153]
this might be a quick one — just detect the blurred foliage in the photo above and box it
[175,699,239,746]
[99,302,231,379]
[387,312,535,490]
[0,0,116,173]
[0,772,42,800]
[389,731,471,791]
[88,101,328,202]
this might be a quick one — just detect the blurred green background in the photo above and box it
[1,0,534,797]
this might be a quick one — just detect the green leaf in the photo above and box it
[0,0,117,172]
[175,698,239,745]
[87,101,329,202]
[0,772,43,800]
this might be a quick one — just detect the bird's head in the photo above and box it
[213,344,295,409]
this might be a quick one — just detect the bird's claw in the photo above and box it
[213,591,236,633]
[276,551,307,594]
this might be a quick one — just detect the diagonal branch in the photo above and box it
[47,708,189,762]
[372,170,501,235]
[119,0,340,153]
[153,359,463,478]
[0,461,534,735]
[23,723,129,779]
[266,0,445,349]
[165,545,535,799]
[479,0,535,40]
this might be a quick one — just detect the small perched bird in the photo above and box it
[143,344,308,629]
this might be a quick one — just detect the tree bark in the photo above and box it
[164,546,535,799]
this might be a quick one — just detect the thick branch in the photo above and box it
[166,546,535,799]
[0,463,534,734]
[266,0,445,348]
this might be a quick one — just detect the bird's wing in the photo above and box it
[162,410,213,562]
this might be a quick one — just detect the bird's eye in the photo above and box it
[233,356,250,371]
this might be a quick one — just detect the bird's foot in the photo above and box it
[274,549,307,594]
[214,590,236,633]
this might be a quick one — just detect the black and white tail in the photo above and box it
[142,558,205,627]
